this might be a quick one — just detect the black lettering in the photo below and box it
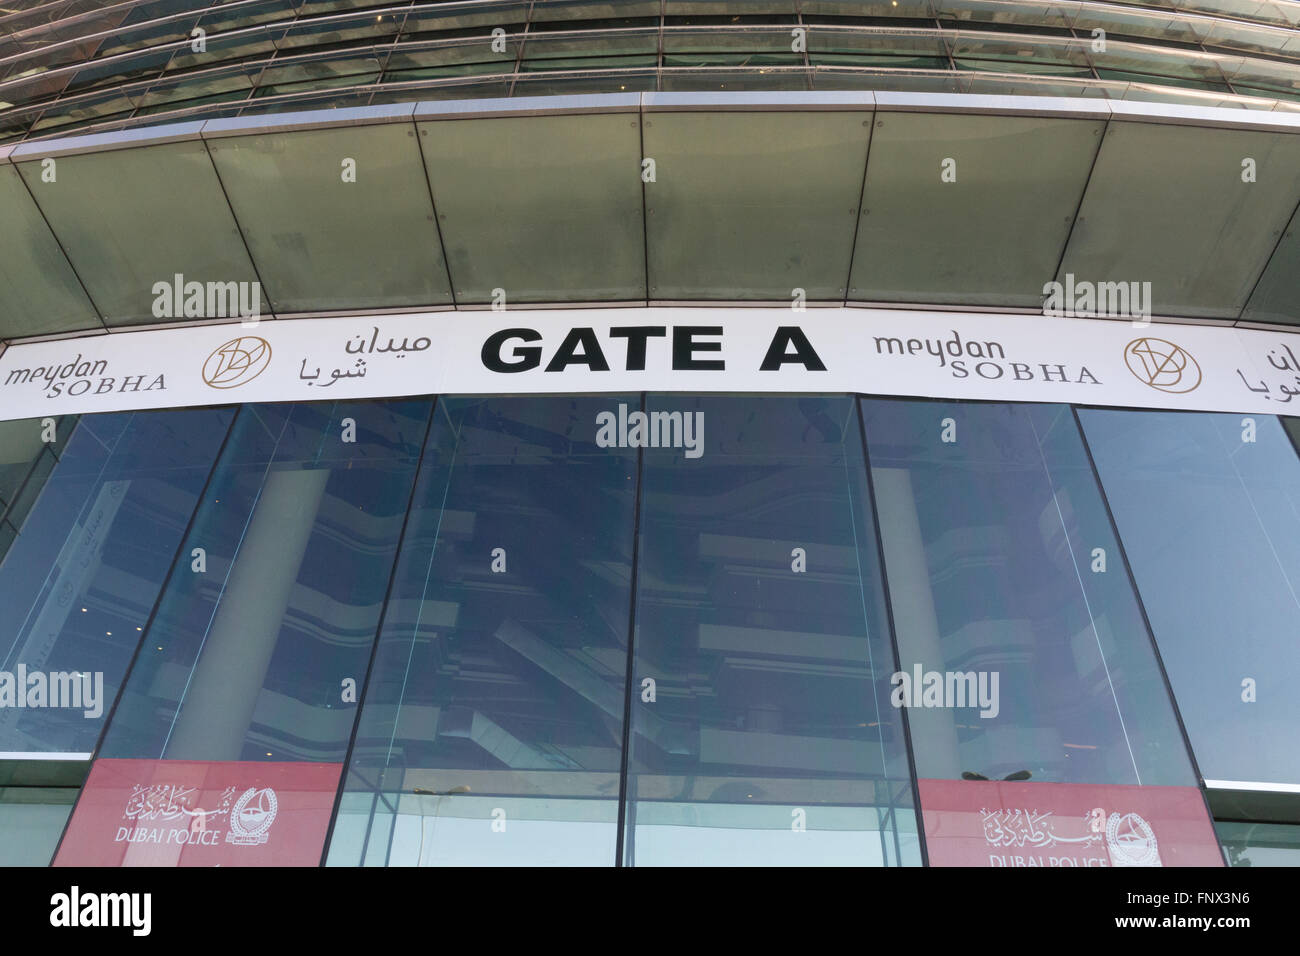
[609,326,666,371]
[673,326,724,370]
[545,327,610,372]
[759,327,827,371]
[482,328,542,373]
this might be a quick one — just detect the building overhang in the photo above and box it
[5,90,1300,345]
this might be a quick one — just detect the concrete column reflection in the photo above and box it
[871,466,961,780]
[166,466,331,761]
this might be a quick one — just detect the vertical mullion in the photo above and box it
[854,395,930,867]
[319,395,440,867]
[613,391,647,867]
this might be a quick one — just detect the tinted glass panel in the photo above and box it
[100,399,430,763]
[622,395,919,866]
[1078,409,1300,786]
[327,395,639,866]
[0,409,231,755]
[1218,820,1300,866]
[0,786,76,865]
[859,399,1195,787]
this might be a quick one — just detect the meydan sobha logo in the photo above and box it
[202,336,272,389]
[1124,337,1201,394]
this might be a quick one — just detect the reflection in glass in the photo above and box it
[328,396,639,866]
[0,410,231,755]
[100,399,430,764]
[1078,410,1300,785]
[1218,820,1300,866]
[859,399,1195,787]
[623,395,919,866]
[0,787,77,865]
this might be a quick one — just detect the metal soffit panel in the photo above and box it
[205,117,454,313]
[850,110,1104,308]
[6,91,1300,341]
[414,106,646,304]
[1058,119,1300,319]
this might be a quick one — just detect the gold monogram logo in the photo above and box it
[1124,337,1200,393]
[202,336,271,389]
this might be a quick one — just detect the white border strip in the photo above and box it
[1205,779,1300,793]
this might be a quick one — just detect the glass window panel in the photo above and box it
[662,52,804,67]
[277,10,400,50]
[0,66,75,102]
[0,408,233,755]
[64,46,175,94]
[955,58,1094,77]
[1094,69,1234,92]
[205,121,452,312]
[373,78,512,102]
[198,0,299,33]
[0,416,55,510]
[398,3,530,39]
[386,39,524,72]
[959,73,1110,97]
[99,399,432,763]
[1091,42,1230,83]
[256,53,385,88]
[530,2,660,24]
[659,67,812,90]
[383,62,511,81]
[327,395,639,867]
[1071,9,1204,48]
[812,53,949,70]
[136,64,260,109]
[1222,55,1300,93]
[809,28,948,58]
[811,68,964,93]
[518,54,659,72]
[90,17,197,61]
[1077,410,1300,786]
[163,26,283,73]
[1218,820,1300,866]
[251,72,381,97]
[519,28,658,59]
[509,71,658,95]
[860,399,1197,787]
[0,786,76,865]
[663,26,806,53]
[234,88,375,114]
[120,98,251,124]
[931,0,1071,30]
[27,84,142,127]
[950,32,1092,68]
[665,2,798,18]
[0,415,78,565]
[623,395,920,867]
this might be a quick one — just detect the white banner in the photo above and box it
[1,308,1299,422]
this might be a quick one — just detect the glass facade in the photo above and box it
[1,393,1296,865]
[9,0,1300,146]
[1078,409,1300,787]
